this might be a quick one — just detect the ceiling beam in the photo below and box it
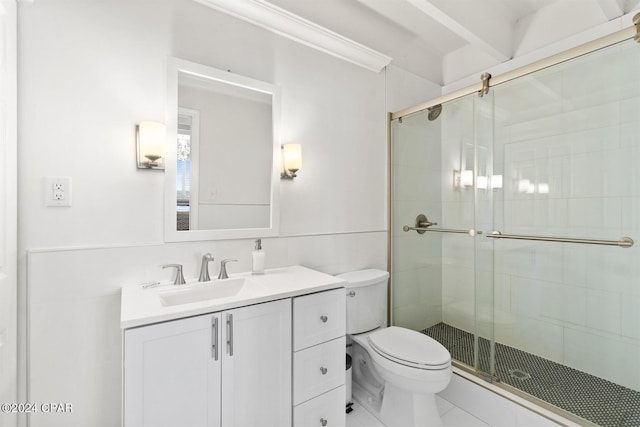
[407,0,512,62]
[596,0,625,19]
[194,0,391,73]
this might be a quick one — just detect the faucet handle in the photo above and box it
[162,264,186,285]
[218,258,238,280]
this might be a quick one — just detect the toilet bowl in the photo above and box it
[338,269,452,427]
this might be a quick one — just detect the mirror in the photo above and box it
[164,58,280,242]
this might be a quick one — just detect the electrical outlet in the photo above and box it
[44,177,72,207]
[53,183,64,200]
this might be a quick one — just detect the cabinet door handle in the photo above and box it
[320,418,328,426]
[320,367,328,375]
[320,315,328,323]
[226,313,234,356]
[212,317,219,360]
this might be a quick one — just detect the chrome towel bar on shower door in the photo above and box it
[401,214,634,247]
[486,231,634,248]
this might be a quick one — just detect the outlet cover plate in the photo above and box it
[44,176,72,207]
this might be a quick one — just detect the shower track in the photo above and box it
[423,323,640,427]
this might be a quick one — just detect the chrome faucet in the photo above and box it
[162,264,186,285]
[199,253,214,282]
[218,259,238,280]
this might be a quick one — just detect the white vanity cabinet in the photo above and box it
[124,298,291,427]
[292,288,346,427]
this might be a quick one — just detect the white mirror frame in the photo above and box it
[164,57,281,242]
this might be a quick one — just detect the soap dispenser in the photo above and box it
[252,239,265,275]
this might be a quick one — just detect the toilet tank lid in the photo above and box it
[337,269,389,289]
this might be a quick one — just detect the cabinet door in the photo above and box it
[221,298,292,427]
[124,313,222,427]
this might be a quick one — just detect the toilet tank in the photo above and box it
[337,269,389,334]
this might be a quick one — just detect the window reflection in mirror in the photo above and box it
[176,113,192,230]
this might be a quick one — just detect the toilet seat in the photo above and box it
[368,326,450,370]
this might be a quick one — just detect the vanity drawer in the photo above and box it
[293,336,345,405]
[294,385,345,427]
[293,288,345,351]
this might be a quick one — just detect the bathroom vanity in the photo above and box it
[121,265,346,427]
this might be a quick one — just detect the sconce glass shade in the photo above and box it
[281,143,302,179]
[137,121,166,169]
[460,170,473,187]
[476,175,488,190]
[490,175,503,189]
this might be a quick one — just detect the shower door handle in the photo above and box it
[403,225,477,236]
[402,213,478,236]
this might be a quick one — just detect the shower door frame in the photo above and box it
[387,16,639,426]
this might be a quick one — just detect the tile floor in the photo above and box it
[345,372,568,427]
[346,397,490,427]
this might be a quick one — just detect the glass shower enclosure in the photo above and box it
[390,36,640,426]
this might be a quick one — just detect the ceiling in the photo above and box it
[264,0,640,85]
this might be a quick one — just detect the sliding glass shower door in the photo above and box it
[390,35,640,426]
[391,90,497,378]
[488,38,640,425]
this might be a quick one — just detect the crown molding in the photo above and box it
[194,0,392,73]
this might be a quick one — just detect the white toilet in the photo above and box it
[338,269,452,427]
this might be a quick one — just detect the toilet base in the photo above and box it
[352,379,443,427]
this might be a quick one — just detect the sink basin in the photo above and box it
[158,277,262,306]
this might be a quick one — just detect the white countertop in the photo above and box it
[121,265,346,329]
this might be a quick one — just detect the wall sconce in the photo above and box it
[538,183,549,194]
[477,175,488,190]
[453,170,473,189]
[136,121,166,170]
[491,175,503,189]
[478,175,503,190]
[281,143,302,179]
[454,170,503,190]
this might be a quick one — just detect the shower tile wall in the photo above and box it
[441,40,640,391]
[391,113,443,331]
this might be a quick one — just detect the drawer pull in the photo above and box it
[320,315,328,323]
[320,418,328,426]
[320,366,328,375]
[347,290,356,297]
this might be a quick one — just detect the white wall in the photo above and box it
[0,1,18,427]
[16,1,426,425]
